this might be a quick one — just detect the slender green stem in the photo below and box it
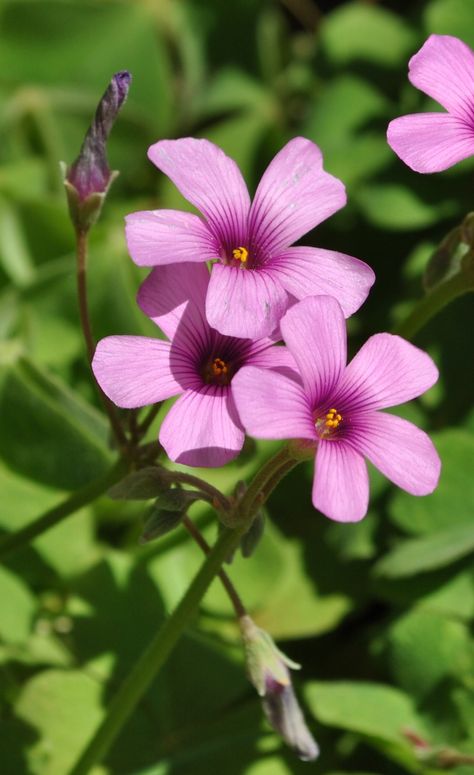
[182,515,247,617]
[393,272,474,340]
[239,445,298,520]
[67,525,246,775]
[0,459,128,560]
[75,228,128,451]
[67,446,301,774]
[164,470,231,513]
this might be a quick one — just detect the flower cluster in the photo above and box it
[92,34,463,521]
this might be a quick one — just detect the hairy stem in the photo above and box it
[239,444,299,520]
[75,228,128,451]
[0,459,128,559]
[393,271,474,340]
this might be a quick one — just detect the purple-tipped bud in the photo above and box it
[64,71,131,230]
[239,615,319,762]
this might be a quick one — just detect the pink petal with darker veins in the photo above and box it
[387,113,474,173]
[273,246,375,318]
[159,386,244,468]
[280,296,347,408]
[351,412,441,495]
[232,366,315,440]
[312,440,369,522]
[125,209,219,267]
[92,336,183,408]
[408,34,474,120]
[336,333,438,412]
[248,137,346,256]
[206,263,288,339]
[147,138,250,246]
[137,263,210,354]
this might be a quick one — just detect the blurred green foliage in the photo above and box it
[0,0,473,773]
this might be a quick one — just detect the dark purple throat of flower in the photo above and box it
[315,407,343,439]
[202,356,233,386]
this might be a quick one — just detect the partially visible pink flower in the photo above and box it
[387,35,474,173]
[233,296,441,522]
[92,263,293,467]
[125,137,375,339]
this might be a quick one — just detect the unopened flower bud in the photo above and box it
[139,488,199,544]
[239,615,319,761]
[63,71,131,231]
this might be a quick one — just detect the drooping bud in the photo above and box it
[139,488,200,544]
[239,615,319,762]
[63,71,131,231]
[108,466,169,501]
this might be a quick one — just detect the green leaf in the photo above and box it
[356,184,457,230]
[321,3,417,66]
[389,430,474,534]
[15,669,105,775]
[0,357,113,489]
[303,77,391,187]
[375,523,474,578]
[424,0,474,47]
[387,611,473,701]
[0,565,35,643]
[305,681,423,770]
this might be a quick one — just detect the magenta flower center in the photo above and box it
[315,407,343,439]
[202,356,233,386]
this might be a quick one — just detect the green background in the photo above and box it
[1,0,474,773]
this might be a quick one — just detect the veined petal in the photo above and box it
[147,138,250,246]
[280,296,347,408]
[248,137,346,255]
[232,366,315,440]
[247,344,300,381]
[273,247,375,318]
[137,264,210,355]
[351,412,441,495]
[125,209,219,266]
[387,113,474,173]
[408,34,474,120]
[159,386,244,468]
[337,333,438,412]
[92,336,183,408]
[312,441,368,522]
[206,263,288,339]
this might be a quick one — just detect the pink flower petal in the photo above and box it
[248,137,346,255]
[312,441,368,522]
[273,247,375,318]
[147,138,250,246]
[351,412,441,496]
[232,366,315,440]
[408,34,474,119]
[280,296,347,408]
[125,210,219,267]
[137,263,210,348]
[159,386,244,467]
[337,333,438,412]
[92,336,183,409]
[247,344,299,380]
[206,263,288,339]
[387,112,474,173]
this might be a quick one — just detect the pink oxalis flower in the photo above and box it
[233,296,441,522]
[387,34,474,173]
[125,137,375,339]
[92,262,293,467]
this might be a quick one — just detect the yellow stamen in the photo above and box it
[324,407,342,429]
[232,246,249,263]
